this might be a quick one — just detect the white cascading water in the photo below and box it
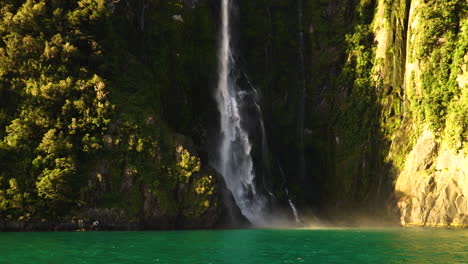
[285,188,301,224]
[215,0,267,226]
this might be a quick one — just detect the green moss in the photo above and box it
[406,0,467,150]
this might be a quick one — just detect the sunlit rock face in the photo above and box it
[389,0,468,227]
[368,0,468,227]
[396,130,468,227]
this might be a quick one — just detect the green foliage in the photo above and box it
[176,146,201,182]
[176,147,215,217]
[0,0,219,223]
[36,157,75,201]
[335,23,376,155]
[444,81,468,151]
[408,0,467,149]
[182,174,215,217]
[150,145,209,216]
[0,0,112,219]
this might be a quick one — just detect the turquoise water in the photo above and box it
[0,228,467,263]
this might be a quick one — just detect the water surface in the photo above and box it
[1,228,467,263]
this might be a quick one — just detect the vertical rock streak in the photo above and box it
[297,0,307,181]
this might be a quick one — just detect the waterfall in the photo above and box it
[243,73,274,198]
[288,199,301,224]
[280,166,302,224]
[286,189,301,224]
[215,0,267,226]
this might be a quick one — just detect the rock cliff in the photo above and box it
[375,0,467,226]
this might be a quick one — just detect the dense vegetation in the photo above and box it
[0,0,221,227]
[408,0,467,149]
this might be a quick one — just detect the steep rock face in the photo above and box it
[231,0,467,226]
[396,130,468,227]
[234,0,390,216]
[286,0,468,225]
[380,0,468,226]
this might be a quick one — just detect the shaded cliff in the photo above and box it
[232,0,467,226]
